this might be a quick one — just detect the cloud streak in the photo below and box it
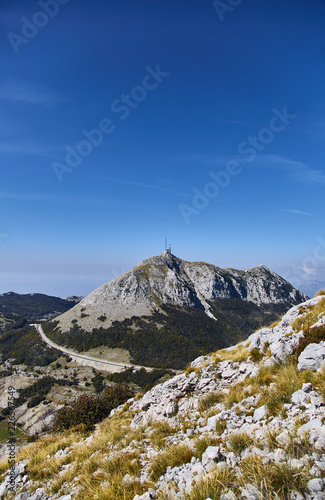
[283,209,313,216]
[179,153,325,185]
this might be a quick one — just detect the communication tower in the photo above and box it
[165,237,172,254]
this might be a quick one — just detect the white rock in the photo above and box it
[253,405,268,421]
[276,430,290,446]
[221,491,237,500]
[206,414,221,431]
[298,418,323,436]
[290,492,305,500]
[307,478,323,493]
[291,389,309,406]
[298,343,325,371]
[202,446,222,466]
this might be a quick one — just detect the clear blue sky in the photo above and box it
[1,0,325,297]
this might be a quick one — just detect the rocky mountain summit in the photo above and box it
[47,253,307,369]
[2,292,324,499]
[55,252,307,332]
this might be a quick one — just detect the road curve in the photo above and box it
[34,324,152,373]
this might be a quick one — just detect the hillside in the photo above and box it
[0,292,82,321]
[45,252,308,369]
[1,292,324,499]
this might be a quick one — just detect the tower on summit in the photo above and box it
[164,236,172,254]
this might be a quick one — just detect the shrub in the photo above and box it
[294,324,325,361]
[91,372,104,393]
[52,384,133,432]
[107,367,174,391]
[27,395,45,408]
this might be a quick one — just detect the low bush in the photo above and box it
[52,383,133,432]
[107,367,174,391]
[294,324,325,361]
[27,395,46,408]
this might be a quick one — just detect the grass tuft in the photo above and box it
[185,465,237,500]
[228,431,254,455]
[149,443,194,481]
[241,455,312,499]
[198,391,224,412]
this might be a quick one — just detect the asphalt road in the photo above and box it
[34,323,150,373]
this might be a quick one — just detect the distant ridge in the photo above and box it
[0,292,80,321]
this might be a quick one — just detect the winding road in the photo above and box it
[34,324,152,373]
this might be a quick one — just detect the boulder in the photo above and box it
[298,343,325,371]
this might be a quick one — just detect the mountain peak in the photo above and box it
[134,251,182,270]
[54,254,307,340]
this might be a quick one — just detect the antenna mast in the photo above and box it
[165,237,172,254]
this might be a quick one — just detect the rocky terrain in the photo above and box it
[0,292,324,499]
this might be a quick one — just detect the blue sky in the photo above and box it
[0,0,325,297]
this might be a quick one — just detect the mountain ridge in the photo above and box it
[55,252,307,334]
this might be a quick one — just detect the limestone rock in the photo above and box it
[298,342,325,371]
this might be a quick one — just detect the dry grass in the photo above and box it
[184,465,237,500]
[198,391,224,412]
[228,431,254,455]
[194,436,220,459]
[292,297,325,333]
[258,363,313,415]
[185,365,201,377]
[149,420,178,448]
[212,344,250,364]
[149,443,194,481]
[240,455,312,499]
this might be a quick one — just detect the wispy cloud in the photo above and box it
[252,155,325,184]
[118,179,192,198]
[283,209,313,216]
[194,153,325,185]
[0,78,69,107]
